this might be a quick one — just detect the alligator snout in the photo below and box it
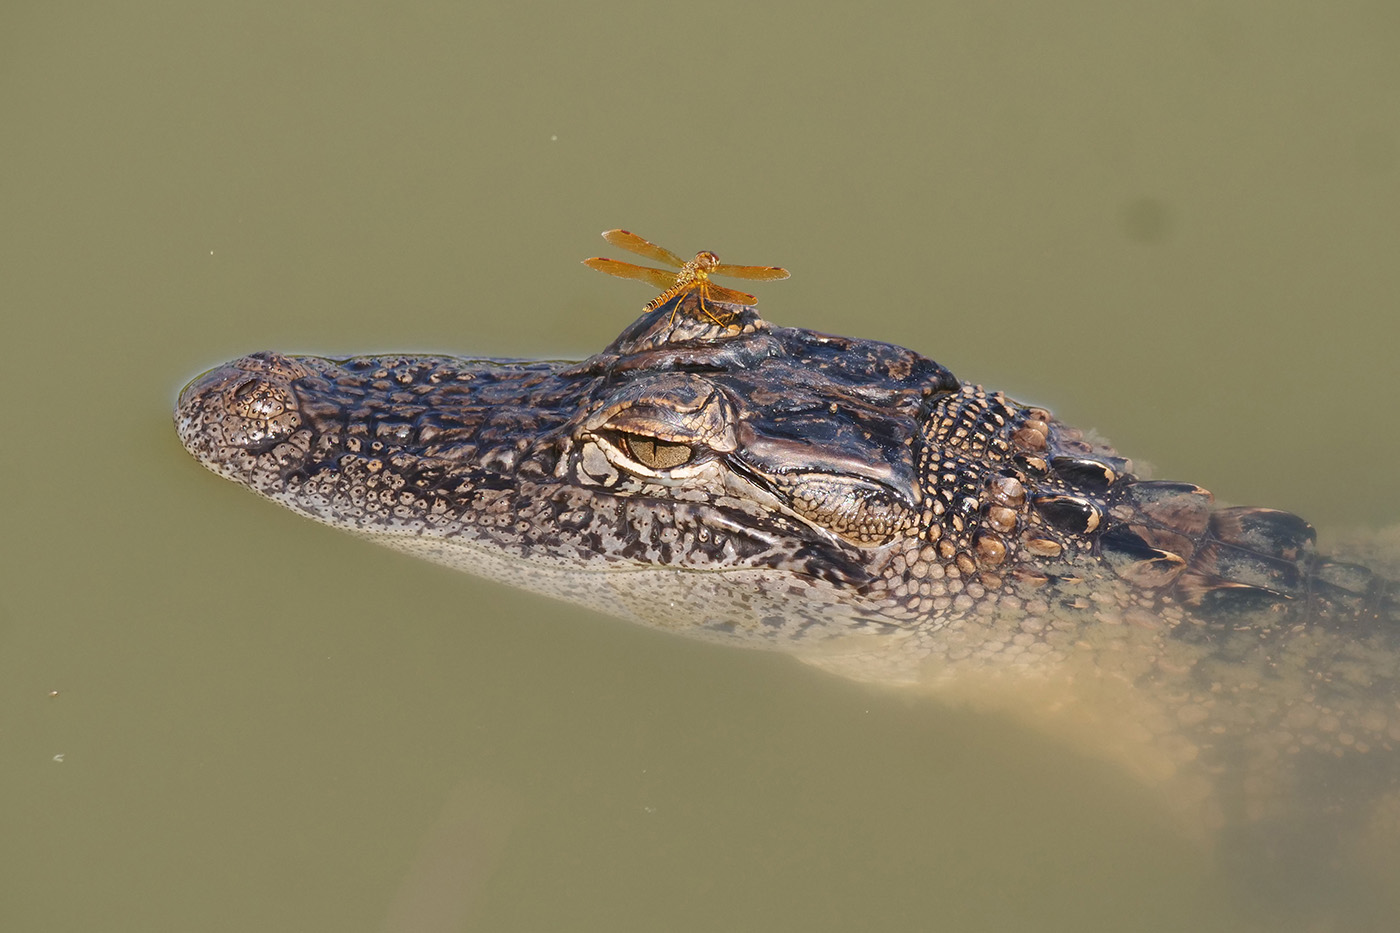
[178,351,309,415]
[175,351,318,485]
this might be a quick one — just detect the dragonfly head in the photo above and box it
[692,251,721,275]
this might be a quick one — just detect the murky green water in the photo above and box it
[4,3,1398,930]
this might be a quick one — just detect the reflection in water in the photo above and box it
[382,782,521,933]
[1119,197,1173,244]
[911,523,1400,929]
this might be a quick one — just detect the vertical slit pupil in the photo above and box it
[620,433,692,469]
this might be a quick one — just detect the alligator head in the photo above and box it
[177,296,1394,668]
[176,302,981,665]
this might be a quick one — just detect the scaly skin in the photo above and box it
[176,296,1400,890]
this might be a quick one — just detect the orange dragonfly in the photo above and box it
[583,229,790,325]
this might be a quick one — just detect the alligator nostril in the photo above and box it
[233,351,313,381]
[176,351,309,415]
[174,355,308,463]
[233,380,292,420]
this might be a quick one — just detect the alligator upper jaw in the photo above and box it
[175,347,584,558]
[175,348,889,594]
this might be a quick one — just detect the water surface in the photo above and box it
[3,2,1398,930]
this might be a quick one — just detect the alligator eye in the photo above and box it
[617,432,693,470]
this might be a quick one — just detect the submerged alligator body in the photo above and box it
[177,295,1400,893]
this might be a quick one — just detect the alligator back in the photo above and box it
[940,384,1400,626]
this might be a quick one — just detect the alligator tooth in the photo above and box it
[1031,494,1102,535]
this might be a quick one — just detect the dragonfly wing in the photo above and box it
[711,263,791,282]
[705,282,760,306]
[583,257,679,289]
[600,229,687,268]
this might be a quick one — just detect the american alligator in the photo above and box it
[176,291,1400,906]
